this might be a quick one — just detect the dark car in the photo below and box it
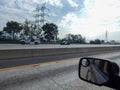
[60,41,70,45]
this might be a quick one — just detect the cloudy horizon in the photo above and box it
[0,0,120,41]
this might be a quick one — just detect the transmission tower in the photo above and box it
[33,3,49,27]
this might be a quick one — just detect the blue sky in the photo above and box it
[0,0,120,41]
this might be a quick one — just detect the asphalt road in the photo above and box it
[0,44,120,69]
[0,52,120,90]
[0,47,120,69]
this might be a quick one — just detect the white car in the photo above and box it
[20,38,40,45]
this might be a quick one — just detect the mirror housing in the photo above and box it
[78,57,119,86]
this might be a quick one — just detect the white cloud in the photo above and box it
[84,0,120,25]
[1,0,34,11]
[83,0,120,35]
[60,13,105,38]
[0,0,63,30]
[59,0,120,40]
[33,0,63,8]
[48,0,63,8]
[67,0,78,7]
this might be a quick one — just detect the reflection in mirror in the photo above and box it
[79,58,111,85]
[81,59,90,67]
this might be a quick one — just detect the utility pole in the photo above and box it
[105,30,108,43]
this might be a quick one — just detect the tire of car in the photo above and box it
[21,41,25,45]
[34,42,38,45]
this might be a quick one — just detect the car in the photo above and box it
[60,40,70,45]
[20,38,40,45]
[78,57,120,90]
[34,38,41,45]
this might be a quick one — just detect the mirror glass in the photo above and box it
[79,58,111,85]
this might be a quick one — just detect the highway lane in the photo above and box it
[0,52,120,90]
[0,48,120,69]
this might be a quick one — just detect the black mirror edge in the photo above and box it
[78,57,112,86]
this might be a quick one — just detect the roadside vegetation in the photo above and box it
[0,20,87,44]
[0,20,119,44]
[0,20,59,44]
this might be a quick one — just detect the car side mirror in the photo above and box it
[78,57,119,86]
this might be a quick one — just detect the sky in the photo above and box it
[0,0,120,41]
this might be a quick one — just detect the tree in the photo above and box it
[30,24,43,38]
[3,21,22,39]
[90,39,104,44]
[23,19,30,36]
[65,34,86,44]
[42,23,58,43]
[20,19,43,40]
[95,39,101,44]
[0,31,3,36]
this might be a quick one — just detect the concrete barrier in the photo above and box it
[0,46,120,60]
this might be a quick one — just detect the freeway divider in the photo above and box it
[0,46,120,60]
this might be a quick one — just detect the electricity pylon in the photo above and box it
[33,3,49,27]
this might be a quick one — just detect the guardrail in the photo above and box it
[0,46,120,60]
